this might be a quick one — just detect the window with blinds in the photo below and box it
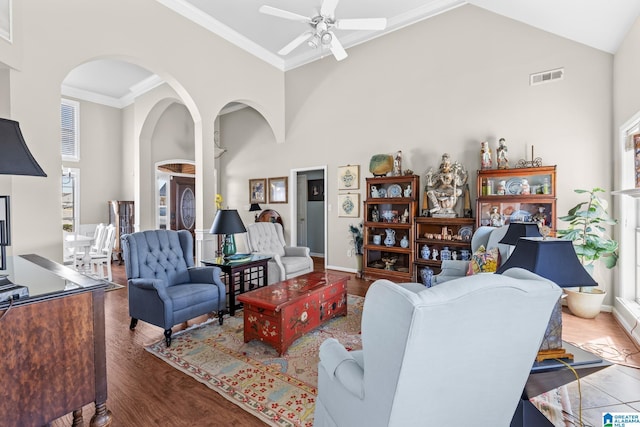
[61,99,79,161]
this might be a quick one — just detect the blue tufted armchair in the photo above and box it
[121,229,226,347]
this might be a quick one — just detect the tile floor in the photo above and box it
[563,364,640,426]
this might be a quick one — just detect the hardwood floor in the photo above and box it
[52,258,639,427]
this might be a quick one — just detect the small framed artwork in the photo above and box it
[308,179,324,201]
[635,134,640,188]
[0,0,11,42]
[249,178,267,204]
[338,165,360,190]
[268,176,288,204]
[338,193,360,217]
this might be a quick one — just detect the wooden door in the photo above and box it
[170,176,196,241]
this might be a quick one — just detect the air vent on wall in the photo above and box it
[530,68,564,86]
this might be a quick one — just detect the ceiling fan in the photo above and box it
[259,0,387,61]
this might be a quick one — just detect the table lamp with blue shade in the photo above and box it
[210,209,247,258]
[496,235,597,361]
[0,118,47,271]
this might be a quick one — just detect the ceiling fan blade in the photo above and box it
[278,31,314,55]
[329,33,347,61]
[259,5,310,23]
[335,18,387,31]
[320,0,340,18]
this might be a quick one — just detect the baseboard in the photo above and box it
[613,297,640,347]
[326,264,357,274]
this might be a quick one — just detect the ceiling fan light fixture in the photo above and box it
[320,31,332,46]
[308,34,320,48]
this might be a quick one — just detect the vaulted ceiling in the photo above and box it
[62,0,640,107]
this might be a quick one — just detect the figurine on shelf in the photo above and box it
[490,206,504,227]
[532,206,547,226]
[520,179,531,195]
[496,138,509,169]
[497,180,506,195]
[432,248,439,261]
[371,186,379,198]
[480,141,492,170]
[424,153,468,218]
[401,208,409,223]
[404,184,412,198]
[371,205,380,222]
[393,151,402,176]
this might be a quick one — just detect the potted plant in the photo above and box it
[556,188,619,318]
[348,223,364,278]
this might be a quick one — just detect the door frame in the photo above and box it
[290,165,327,267]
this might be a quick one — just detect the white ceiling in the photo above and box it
[61,0,640,108]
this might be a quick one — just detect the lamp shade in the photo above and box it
[498,221,542,246]
[0,118,47,177]
[249,203,262,212]
[496,237,597,288]
[210,209,247,235]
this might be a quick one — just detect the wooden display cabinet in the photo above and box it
[476,166,557,233]
[363,175,419,282]
[108,200,135,264]
[414,217,475,278]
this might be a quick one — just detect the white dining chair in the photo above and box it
[74,223,106,270]
[89,224,116,281]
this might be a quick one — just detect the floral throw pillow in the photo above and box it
[467,245,501,275]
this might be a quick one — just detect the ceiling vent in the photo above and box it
[530,68,564,86]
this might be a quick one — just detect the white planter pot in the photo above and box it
[564,288,606,319]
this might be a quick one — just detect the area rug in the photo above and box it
[146,294,569,427]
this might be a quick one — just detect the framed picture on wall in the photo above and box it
[249,178,267,204]
[308,179,324,201]
[338,193,360,217]
[0,0,11,42]
[337,165,360,190]
[268,177,288,203]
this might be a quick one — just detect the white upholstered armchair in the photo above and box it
[246,222,313,284]
[314,268,561,427]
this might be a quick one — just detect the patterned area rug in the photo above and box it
[146,295,364,427]
[146,294,567,427]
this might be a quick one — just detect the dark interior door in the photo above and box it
[170,176,196,242]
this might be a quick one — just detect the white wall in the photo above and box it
[220,5,614,291]
[0,0,285,262]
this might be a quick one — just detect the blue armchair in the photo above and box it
[121,229,226,347]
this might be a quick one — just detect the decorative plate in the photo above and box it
[388,184,402,198]
[505,178,524,195]
[377,188,387,198]
[458,226,473,241]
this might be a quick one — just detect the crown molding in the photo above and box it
[61,84,125,108]
[155,0,285,70]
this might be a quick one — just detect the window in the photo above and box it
[62,168,80,232]
[61,99,79,161]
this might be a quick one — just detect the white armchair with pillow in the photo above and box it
[314,269,562,427]
[434,224,511,284]
[246,222,314,284]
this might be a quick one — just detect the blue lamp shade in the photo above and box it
[0,118,47,177]
[496,237,597,288]
[498,221,542,246]
[210,209,247,257]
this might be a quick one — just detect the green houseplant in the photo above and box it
[348,223,364,277]
[556,188,619,318]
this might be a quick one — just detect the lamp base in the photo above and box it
[536,348,574,363]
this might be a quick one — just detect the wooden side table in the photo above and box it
[201,255,271,316]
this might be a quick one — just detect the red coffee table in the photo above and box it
[237,272,348,355]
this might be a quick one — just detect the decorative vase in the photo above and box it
[421,244,431,259]
[400,235,409,248]
[460,249,470,261]
[369,154,394,177]
[440,246,451,261]
[420,267,434,288]
[384,229,395,247]
[565,288,606,319]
